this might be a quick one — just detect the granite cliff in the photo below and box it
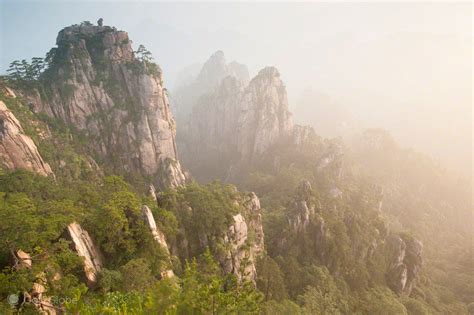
[173,50,249,124]
[181,64,294,181]
[25,24,185,188]
[0,99,53,177]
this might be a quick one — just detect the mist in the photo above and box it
[0,1,472,312]
[1,1,471,169]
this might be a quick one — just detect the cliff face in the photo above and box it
[221,192,265,282]
[173,50,249,123]
[183,66,293,181]
[30,24,185,188]
[386,234,423,296]
[237,67,293,162]
[0,100,53,176]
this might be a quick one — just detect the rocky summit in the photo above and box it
[25,24,185,188]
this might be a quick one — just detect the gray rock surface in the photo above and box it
[183,66,293,180]
[288,181,325,247]
[13,249,32,269]
[10,250,57,314]
[173,50,249,123]
[176,191,264,283]
[386,234,423,295]
[141,205,174,278]
[0,101,53,176]
[237,67,293,162]
[221,192,264,282]
[29,24,185,188]
[66,222,103,287]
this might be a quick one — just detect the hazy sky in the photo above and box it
[1,1,472,172]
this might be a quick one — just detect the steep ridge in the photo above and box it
[25,24,185,188]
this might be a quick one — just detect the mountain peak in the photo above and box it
[256,66,280,78]
[26,22,185,189]
[209,50,225,61]
[56,24,121,44]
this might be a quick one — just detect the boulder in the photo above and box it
[13,249,32,269]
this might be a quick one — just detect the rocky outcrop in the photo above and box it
[183,66,293,180]
[221,192,264,282]
[288,181,325,244]
[10,250,57,314]
[386,234,423,295]
[193,51,249,94]
[0,83,16,98]
[237,67,293,162]
[66,222,103,287]
[288,180,315,233]
[291,125,316,146]
[0,100,53,176]
[25,280,57,315]
[29,24,185,189]
[12,249,33,269]
[141,205,174,278]
[173,50,249,123]
[174,191,264,283]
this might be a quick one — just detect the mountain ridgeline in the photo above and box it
[0,22,471,314]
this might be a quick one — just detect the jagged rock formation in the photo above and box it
[141,205,174,278]
[386,234,423,295]
[28,24,185,188]
[237,67,293,162]
[287,181,326,252]
[173,50,249,123]
[0,100,53,176]
[289,180,318,232]
[25,280,57,315]
[221,193,264,282]
[182,66,293,181]
[174,191,264,282]
[10,250,57,314]
[66,222,103,287]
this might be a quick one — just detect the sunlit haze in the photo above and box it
[2,1,472,174]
